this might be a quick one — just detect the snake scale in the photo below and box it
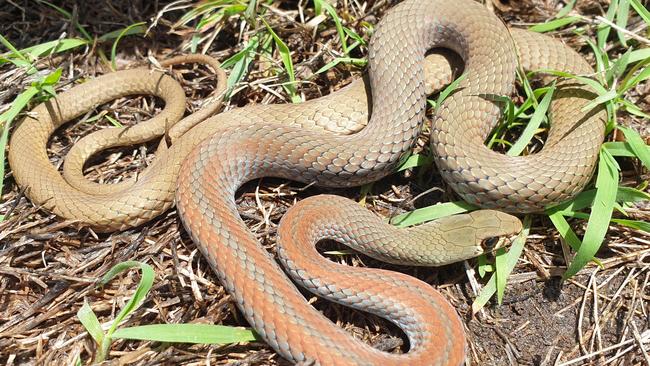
[9,0,606,364]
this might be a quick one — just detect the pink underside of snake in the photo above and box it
[8,0,606,365]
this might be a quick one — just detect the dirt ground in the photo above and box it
[0,0,649,365]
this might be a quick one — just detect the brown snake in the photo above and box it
[9,0,606,364]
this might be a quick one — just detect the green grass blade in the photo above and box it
[537,69,609,94]
[472,215,531,313]
[507,83,554,156]
[0,64,61,213]
[244,0,258,25]
[110,23,146,71]
[618,54,650,95]
[598,0,619,50]
[42,68,63,86]
[262,18,300,103]
[559,211,650,233]
[529,16,583,32]
[315,57,366,74]
[390,201,478,227]
[620,64,650,94]
[604,141,649,157]
[581,88,618,112]
[104,115,123,128]
[343,26,366,48]
[563,148,619,279]
[620,98,650,119]
[607,48,632,84]
[548,186,648,216]
[175,2,212,26]
[77,299,105,345]
[547,211,584,252]
[0,87,40,129]
[221,35,260,96]
[615,0,630,47]
[112,324,259,344]
[396,153,434,172]
[434,73,466,111]
[556,0,577,18]
[314,0,348,54]
[99,23,147,42]
[519,68,540,107]
[585,38,609,85]
[0,39,89,66]
[628,49,650,64]
[477,255,493,278]
[0,35,34,71]
[618,125,650,169]
[98,261,155,335]
[494,247,508,304]
[629,0,650,22]
[609,218,650,232]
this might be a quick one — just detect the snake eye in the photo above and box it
[481,237,501,251]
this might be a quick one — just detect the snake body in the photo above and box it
[9,0,606,364]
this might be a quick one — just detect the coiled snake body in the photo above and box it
[9,0,605,364]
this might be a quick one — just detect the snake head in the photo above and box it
[433,210,523,265]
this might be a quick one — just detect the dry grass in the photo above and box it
[0,0,649,365]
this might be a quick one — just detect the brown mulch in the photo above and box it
[1,0,649,365]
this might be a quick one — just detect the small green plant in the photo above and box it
[262,18,301,103]
[166,1,253,54]
[313,0,371,74]
[77,261,257,363]
[0,36,62,220]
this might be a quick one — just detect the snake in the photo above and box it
[8,0,607,364]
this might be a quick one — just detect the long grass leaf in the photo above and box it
[110,23,146,71]
[262,18,300,103]
[629,0,650,22]
[316,57,367,74]
[434,73,466,111]
[563,148,619,279]
[581,88,618,112]
[472,215,531,313]
[557,0,577,18]
[604,141,649,157]
[618,125,650,169]
[390,201,478,227]
[396,153,434,172]
[314,0,348,54]
[508,83,554,156]
[529,16,583,32]
[112,324,258,344]
[615,0,630,47]
[597,0,619,50]
[98,261,155,335]
[77,300,105,345]
[547,212,583,251]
